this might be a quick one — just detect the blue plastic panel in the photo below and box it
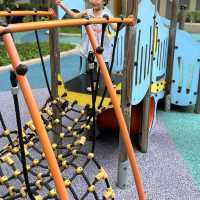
[113,0,169,105]
[132,0,169,105]
[112,28,125,72]
[58,0,85,19]
[114,0,200,107]
[151,10,168,84]
[171,30,200,106]
[56,0,200,108]
[131,0,155,105]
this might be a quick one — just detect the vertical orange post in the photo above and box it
[3,33,68,200]
[85,25,145,200]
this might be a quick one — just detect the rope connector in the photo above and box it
[32,8,38,13]
[11,86,19,95]
[88,185,95,193]
[103,14,109,20]
[49,189,56,197]
[0,176,8,184]
[64,179,71,187]
[3,129,10,136]
[96,46,104,54]
[137,18,141,24]
[103,187,115,199]
[35,195,43,200]
[16,64,28,76]
[76,167,83,174]
[8,186,15,196]
[95,167,108,181]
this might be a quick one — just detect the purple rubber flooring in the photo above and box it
[0,88,200,199]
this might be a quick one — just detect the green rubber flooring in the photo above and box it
[160,109,200,189]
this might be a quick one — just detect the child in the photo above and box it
[56,0,117,92]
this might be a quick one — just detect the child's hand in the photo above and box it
[55,0,64,8]
[82,10,89,18]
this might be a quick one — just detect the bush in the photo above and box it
[185,11,200,23]
[0,42,75,66]
[60,27,81,34]
[0,2,47,11]
[18,3,48,11]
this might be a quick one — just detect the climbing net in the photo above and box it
[0,97,115,200]
[0,10,144,200]
[0,12,119,199]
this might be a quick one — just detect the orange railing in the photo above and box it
[0,17,135,34]
[0,10,55,17]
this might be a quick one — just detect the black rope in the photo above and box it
[85,20,108,152]
[87,52,96,153]
[85,21,121,127]
[0,112,6,178]
[32,14,53,100]
[0,106,15,148]
[32,13,71,118]
[92,19,108,103]
[98,22,122,109]
[10,71,36,200]
[0,111,7,131]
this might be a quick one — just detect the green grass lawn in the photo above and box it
[59,27,81,34]
[0,42,75,66]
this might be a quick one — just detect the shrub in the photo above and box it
[185,11,200,23]
[0,42,75,66]
[60,27,81,34]
[0,2,48,11]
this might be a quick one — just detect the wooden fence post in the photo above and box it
[138,0,157,153]
[117,0,138,189]
[165,0,179,111]
[48,1,62,144]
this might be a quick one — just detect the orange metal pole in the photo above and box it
[0,10,54,17]
[3,33,68,200]
[0,17,135,34]
[85,25,145,200]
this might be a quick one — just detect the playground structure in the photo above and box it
[85,0,200,151]
[0,6,146,200]
[47,0,200,160]
[0,0,200,199]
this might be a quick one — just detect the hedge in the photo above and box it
[185,11,200,23]
[178,10,200,23]
[0,2,48,11]
[0,42,75,66]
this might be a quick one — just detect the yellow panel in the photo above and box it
[57,73,121,108]
[151,79,166,93]
[57,73,67,98]
[153,26,158,56]
[66,90,111,108]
